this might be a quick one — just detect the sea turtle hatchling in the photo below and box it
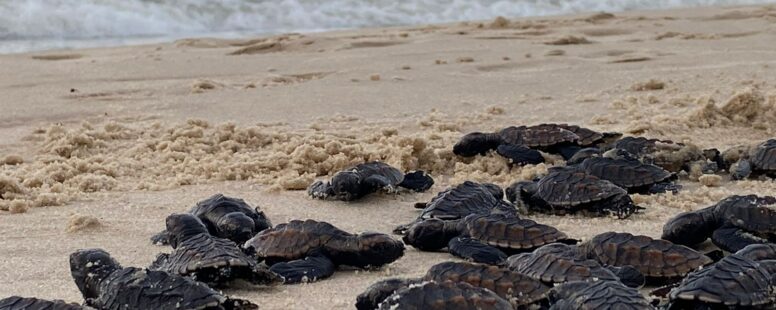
[579,232,713,282]
[453,123,620,161]
[70,248,258,310]
[149,214,281,287]
[307,161,434,201]
[507,166,643,219]
[377,281,512,310]
[393,181,517,235]
[729,139,776,180]
[0,296,85,310]
[606,136,711,173]
[355,261,550,309]
[575,157,678,194]
[662,195,776,253]
[549,280,654,310]
[507,243,645,288]
[667,243,776,309]
[402,213,574,265]
[151,193,272,246]
[243,219,404,284]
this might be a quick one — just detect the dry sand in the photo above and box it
[2,4,776,309]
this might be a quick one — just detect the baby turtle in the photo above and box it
[307,161,434,201]
[667,244,776,309]
[454,124,617,160]
[377,281,512,310]
[356,261,550,309]
[0,297,84,310]
[730,139,776,180]
[393,181,515,235]
[580,232,713,282]
[507,243,645,288]
[662,195,776,252]
[575,157,677,194]
[151,193,272,246]
[70,248,257,310]
[149,214,280,287]
[607,136,708,173]
[243,219,404,284]
[402,213,573,265]
[509,166,643,219]
[549,280,653,310]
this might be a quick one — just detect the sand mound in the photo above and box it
[631,79,665,91]
[67,215,101,233]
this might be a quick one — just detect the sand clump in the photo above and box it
[698,174,722,187]
[631,79,665,91]
[67,215,101,233]
[2,155,23,165]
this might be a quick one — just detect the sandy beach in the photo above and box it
[1,4,776,309]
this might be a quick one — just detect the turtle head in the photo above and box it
[505,181,538,204]
[453,132,502,157]
[330,170,361,201]
[69,248,121,300]
[661,207,717,246]
[165,213,209,248]
[566,147,602,165]
[356,232,405,267]
[216,212,256,244]
[606,194,643,219]
[402,219,457,251]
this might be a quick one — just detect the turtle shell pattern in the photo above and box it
[0,297,84,310]
[584,232,712,278]
[579,157,671,188]
[424,261,550,306]
[418,181,504,220]
[498,125,578,148]
[461,214,570,250]
[507,243,621,284]
[536,166,627,206]
[751,139,776,171]
[550,280,652,310]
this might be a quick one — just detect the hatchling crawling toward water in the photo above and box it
[243,219,404,284]
[662,195,776,253]
[573,156,678,194]
[0,296,86,310]
[307,161,434,201]
[667,243,776,309]
[393,181,517,236]
[579,232,713,283]
[149,214,281,287]
[507,166,643,219]
[151,193,272,246]
[605,136,713,173]
[70,248,258,310]
[507,243,645,288]
[401,213,574,265]
[453,123,621,161]
[728,139,776,180]
[356,261,550,310]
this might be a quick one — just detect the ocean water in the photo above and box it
[1,0,774,53]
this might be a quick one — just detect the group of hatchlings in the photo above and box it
[2,123,776,310]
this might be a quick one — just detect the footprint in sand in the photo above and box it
[258,72,334,87]
[64,89,142,101]
[31,54,83,61]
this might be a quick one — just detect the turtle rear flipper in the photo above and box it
[644,181,681,194]
[551,144,582,160]
[269,253,336,284]
[605,265,645,288]
[448,237,507,265]
[307,181,334,199]
[150,230,170,246]
[397,171,434,192]
[496,144,544,165]
[711,225,770,253]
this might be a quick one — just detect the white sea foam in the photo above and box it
[1,0,773,53]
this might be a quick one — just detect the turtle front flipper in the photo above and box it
[600,194,643,219]
[605,265,645,288]
[496,144,545,165]
[269,252,336,284]
[711,225,770,253]
[307,180,334,199]
[448,237,507,265]
[149,253,169,270]
[550,144,582,160]
[150,230,171,246]
[397,171,434,192]
[644,181,681,194]
[223,298,259,310]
